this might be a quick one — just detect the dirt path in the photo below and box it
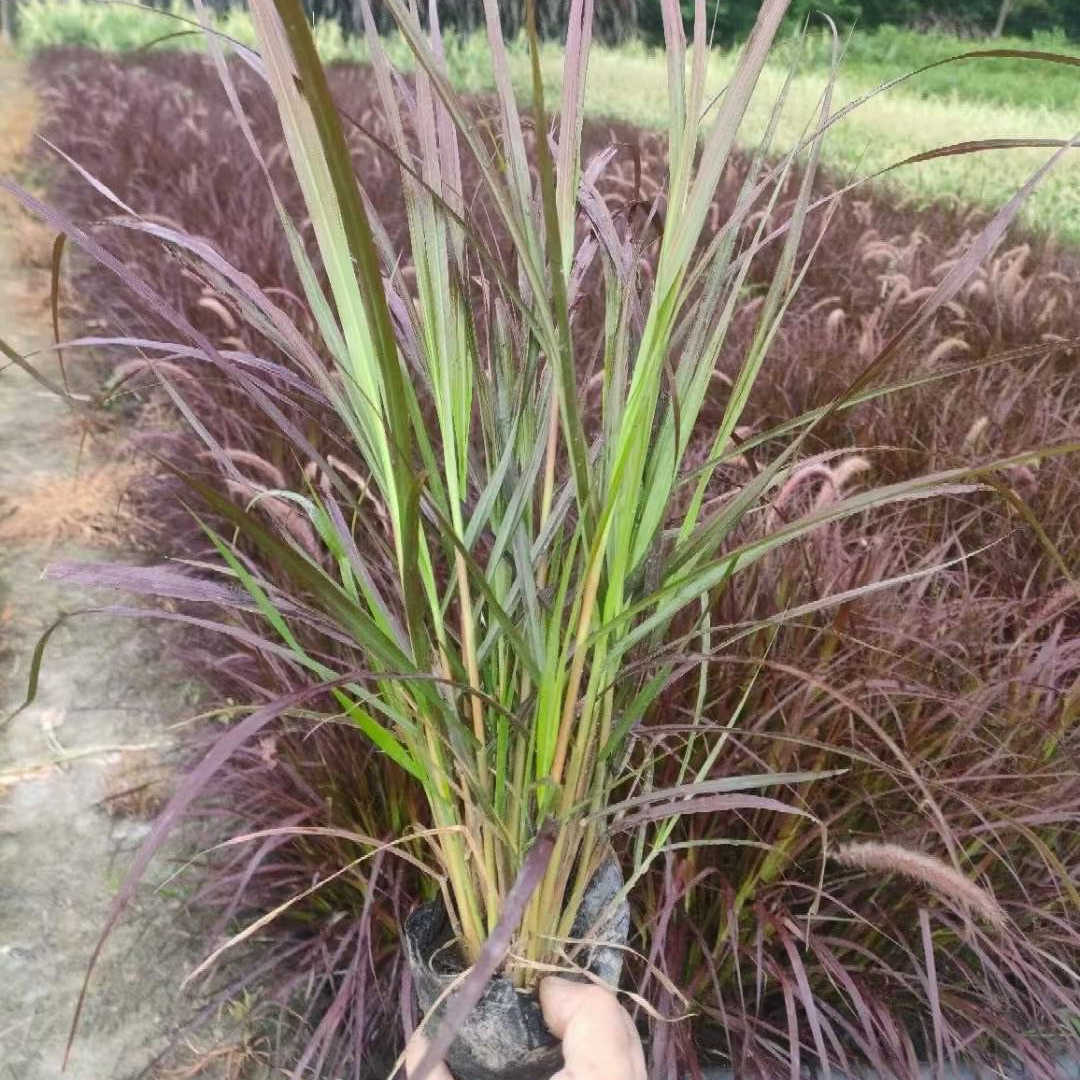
[0,55,213,1080]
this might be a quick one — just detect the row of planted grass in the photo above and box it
[27,36,1080,1079]
[529,40,1080,245]
[14,0,1080,242]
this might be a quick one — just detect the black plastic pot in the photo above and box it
[403,860,630,1080]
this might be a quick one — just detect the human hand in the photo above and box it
[403,1030,454,1080]
[404,976,646,1080]
[539,976,647,1080]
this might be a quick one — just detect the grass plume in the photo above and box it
[831,841,1008,930]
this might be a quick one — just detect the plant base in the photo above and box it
[403,860,630,1080]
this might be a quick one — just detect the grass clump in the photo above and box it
[196,0,849,985]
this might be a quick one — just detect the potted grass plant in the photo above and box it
[8,0,1079,1075]
[205,2,857,1068]
[184,1,1078,1066]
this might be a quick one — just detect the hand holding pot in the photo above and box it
[539,976,646,1080]
[405,976,646,1080]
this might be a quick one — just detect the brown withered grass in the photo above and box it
[101,747,172,819]
[0,53,53,267]
[0,462,141,546]
[0,64,36,176]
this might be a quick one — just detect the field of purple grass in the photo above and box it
[28,47,1080,1080]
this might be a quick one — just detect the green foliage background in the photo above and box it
[636,0,1079,44]
[295,0,1078,45]
[316,0,640,44]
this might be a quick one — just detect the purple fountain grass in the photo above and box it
[9,5,1080,1077]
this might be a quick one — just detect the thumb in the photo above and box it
[540,977,646,1080]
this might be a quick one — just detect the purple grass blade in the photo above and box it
[44,562,255,608]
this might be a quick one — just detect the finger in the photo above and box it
[404,1031,455,1080]
[539,977,647,1080]
[539,975,591,1038]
